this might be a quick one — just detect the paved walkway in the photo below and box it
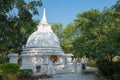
[44,73,98,80]
[43,67,98,80]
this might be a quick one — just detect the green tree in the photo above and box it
[61,23,76,54]
[51,23,63,40]
[0,0,42,63]
[73,5,120,60]
[73,9,102,58]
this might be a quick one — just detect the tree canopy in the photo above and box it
[59,0,120,62]
[0,0,42,63]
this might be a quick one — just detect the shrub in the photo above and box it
[96,59,120,80]
[0,63,19,80]
[17,69,33,80]
[0,57,9,64]
[113,74,120,80]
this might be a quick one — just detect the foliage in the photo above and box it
[0,63,19,80]
[96,60,120,80]
[61,23,77,54]
[61,39,74,53]
[113,74,120,80]
[0,0,42,62]
[86,60,96,67]
[112,0,120,12]
[0,57,9,64]
[64,1,120,79]
[73,9,102,58]
[17,69,33,80]
[73,5,120,60]
[62,23,76,39]
[61,1,120,59]
[51,23,63,40]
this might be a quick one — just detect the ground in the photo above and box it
[38,67,99,80]
[44,73,98,80]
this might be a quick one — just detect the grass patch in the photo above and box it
[87,60,96,67]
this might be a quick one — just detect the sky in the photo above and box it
[33,0,117,27]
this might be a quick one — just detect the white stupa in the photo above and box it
[8,8,73,75]
[26,8,60,48]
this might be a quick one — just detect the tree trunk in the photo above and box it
[106,54,113,62]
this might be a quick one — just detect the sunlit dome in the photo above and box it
[26,8,60,48]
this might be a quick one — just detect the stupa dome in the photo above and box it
[26,31,60,47]
[26,8,60,48]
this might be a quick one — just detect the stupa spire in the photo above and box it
[41,7,48,24]
[37,8,52,32]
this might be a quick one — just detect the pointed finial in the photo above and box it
[41,7,48,24]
